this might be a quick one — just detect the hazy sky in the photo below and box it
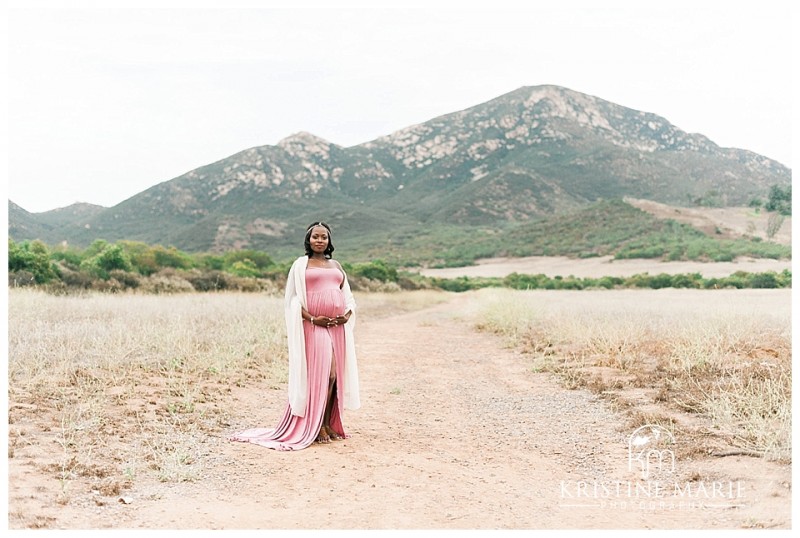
[3,0,795,213]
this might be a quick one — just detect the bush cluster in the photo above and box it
[8,238,791,294]
[430,269,792,292]
[765,184,792,216]
[8,238,283,293]
[7,238,410,294]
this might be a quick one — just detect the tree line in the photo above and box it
[433,270,792,292]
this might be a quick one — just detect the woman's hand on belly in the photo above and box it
[333,310,352,325]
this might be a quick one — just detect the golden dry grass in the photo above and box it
[472,287,792,461]
[6,288,449,496]
[8,290,290,487]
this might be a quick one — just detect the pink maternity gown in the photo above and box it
[229,266,348,450]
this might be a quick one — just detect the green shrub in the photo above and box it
[748,272,780,288]
[349,259,398,282]
[228,259,262,278]
[50,246,83,270]
[195,253,226,271]
[503,273,549,289]
[777,269,792,287]
[80,243,132,279]
[223,249,273,271]
[670,273,702,288]
[434,276,475,292]
[595,276,624,289]
[8,239,60,283]
[152,245,194,270]
[765,184,791,215]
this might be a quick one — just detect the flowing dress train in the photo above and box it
[229,266,347,451]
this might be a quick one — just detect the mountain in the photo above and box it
[8,201,51,242]
[8,201,107,246]
[8,85,791,263]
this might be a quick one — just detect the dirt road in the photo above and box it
[16,293,791,530]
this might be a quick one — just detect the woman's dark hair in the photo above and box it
[304,221,335,258]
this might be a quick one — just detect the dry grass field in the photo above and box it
[471,288,792,461]
[5,285,792,529]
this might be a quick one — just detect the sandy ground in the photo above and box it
[625,198,792,246]
[7,292,791,530]
[417,255,792,279]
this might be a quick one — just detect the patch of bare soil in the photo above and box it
[625,198,792,246]
[6,294,790,529]
[418,255,791,280]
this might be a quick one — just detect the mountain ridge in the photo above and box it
[8,85,790,263]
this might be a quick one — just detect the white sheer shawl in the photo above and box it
[284,255,360,417]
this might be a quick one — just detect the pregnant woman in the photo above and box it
[229,222,360,450]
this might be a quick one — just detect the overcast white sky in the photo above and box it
[2,0,795,213]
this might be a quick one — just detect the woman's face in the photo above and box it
[309,226,329,254]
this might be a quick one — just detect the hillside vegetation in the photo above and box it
[8,204,791,294]
[356,199,790,268]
